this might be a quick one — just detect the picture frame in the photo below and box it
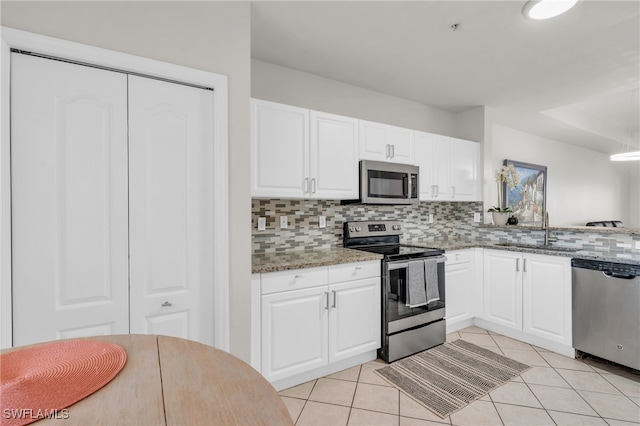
[503,159,547,224]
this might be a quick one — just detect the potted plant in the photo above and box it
[488,164,520,226]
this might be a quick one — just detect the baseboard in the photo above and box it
[446,317,474,333]
[473,318,574,358]
[270,350,378,391]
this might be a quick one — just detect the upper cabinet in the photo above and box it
[415,131,481,202]
[251,99,359,199]
[359,120,414,164]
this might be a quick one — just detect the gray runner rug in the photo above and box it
[375,339,531,418]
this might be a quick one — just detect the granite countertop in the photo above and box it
[481,224,640,235]
[252,247,383,274]
[428,241,640,266]
[253,241,639,274]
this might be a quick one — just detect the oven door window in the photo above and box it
[367,170,408,199]
[387,263,444,322]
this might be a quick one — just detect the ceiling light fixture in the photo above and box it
[611,88,640,162]
[522,0,580,20]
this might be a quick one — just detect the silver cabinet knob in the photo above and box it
[162,301,172,307]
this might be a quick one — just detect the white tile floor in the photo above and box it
[279,327,640,426]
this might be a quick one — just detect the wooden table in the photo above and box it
[2,335,293,425]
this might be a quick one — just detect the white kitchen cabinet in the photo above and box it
[359,120,414,164]
[261,285,329,382]
[482,250,572,347]
[251,99,359,199]
[251,99,309,198]
[483,250,523,331]
[522,254,572,346]
[414,131,481,201]
[310,110,359,199]
[445,250,476,331]
[259,261,380,386]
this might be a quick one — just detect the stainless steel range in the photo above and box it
[343,220,446,362]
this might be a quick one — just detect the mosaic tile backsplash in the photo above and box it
[251,199,640,257]
[252,200,483,253]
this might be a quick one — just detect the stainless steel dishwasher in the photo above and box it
[572,258,640,370]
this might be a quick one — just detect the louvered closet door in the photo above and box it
[11,53,130,346]
[128,76,215,346]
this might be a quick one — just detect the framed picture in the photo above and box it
[503,160,547,224]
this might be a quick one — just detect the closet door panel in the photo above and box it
[128,76,214,346]
[11,54,129,346]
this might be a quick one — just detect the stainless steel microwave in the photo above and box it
[359,160,419,204]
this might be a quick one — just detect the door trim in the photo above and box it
[0,27,229,351]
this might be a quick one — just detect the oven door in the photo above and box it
[384,256,446,334]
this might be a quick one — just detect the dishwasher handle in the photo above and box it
[602,271,637,280]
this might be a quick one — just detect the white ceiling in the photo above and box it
[251,0,640,155]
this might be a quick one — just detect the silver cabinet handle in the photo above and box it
[431,185,436,199]
[162,301,172,307]
[516,258,520,272]
[324,292,329,310]
[451,186,456,199]
[386,144,391,158]
[434,185,439,198]
[331,290,337,308]
[303,178,309,193]
[311,178,316,194]
[391,144,395,159]
[523,258,527,272]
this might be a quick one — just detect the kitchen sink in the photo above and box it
[494,243,579,253]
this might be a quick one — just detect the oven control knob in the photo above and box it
[355,226,362,232]
[349,226,356,232]
[393,225,401,230]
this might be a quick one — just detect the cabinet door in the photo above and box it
[11,53,130,346]
[262,286,329,382]
[483,250,523,330]
[414,131,436,201]
[359,120,389,161]
[251,99,309,198]
[387,125,414,164]
[329,278,381,363]
[445,251,474,328]
[432,135,451,200]
[128,76,214,346]
[450,138,481,201]
[310,111,359,199]
[522,255,572,345]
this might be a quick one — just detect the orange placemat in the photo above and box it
[0,340,127,426]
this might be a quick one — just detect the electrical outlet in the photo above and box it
[635,241,640,250]
[279,216,288,229]
[428,214,434,224]
[257,217,266,231]
[474,212,481,223]
[318,215,326,228]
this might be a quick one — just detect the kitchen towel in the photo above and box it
[407,259,427,307]
[424,258,440,303]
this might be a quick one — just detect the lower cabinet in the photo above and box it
[258,261,381,386]
[482,249,572,348]
[445,249,479,331]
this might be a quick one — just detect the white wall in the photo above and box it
[252,59,458,137]
[1,1,254,361]
[491,125,632,227]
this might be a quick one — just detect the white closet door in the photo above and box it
[128,76,214,346]
[11,54,129,346]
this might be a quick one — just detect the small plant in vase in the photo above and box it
[488,164,520,226]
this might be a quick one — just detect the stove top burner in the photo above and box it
[353,244,444,260]
[343,220,443,260]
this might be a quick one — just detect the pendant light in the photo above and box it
[611,88,640,162]
[522,0,580,20]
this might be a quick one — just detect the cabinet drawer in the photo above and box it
[328,261,380,284]
[261,266,328,295]
[446,250,474,265]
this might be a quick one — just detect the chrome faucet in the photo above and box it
[542,211,555,246]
